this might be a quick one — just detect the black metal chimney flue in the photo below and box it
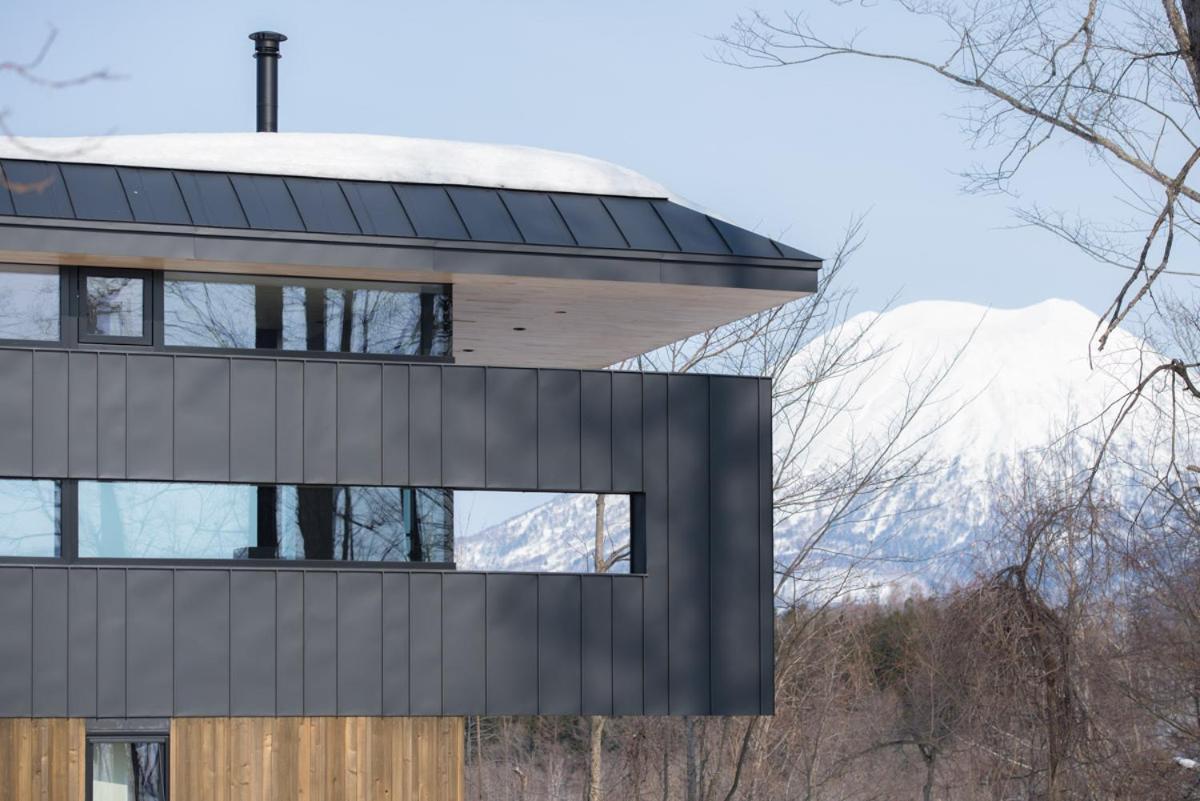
[249,31,287,132]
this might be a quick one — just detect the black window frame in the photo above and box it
[0,478,456,571]
[85,732,170,801]
[36,265,453,363]
[77,266,155,346]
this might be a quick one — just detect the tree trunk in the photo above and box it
[686,716,699,801]
[588,715,606,801]
[589,494,609,801]
[921,749,935,801]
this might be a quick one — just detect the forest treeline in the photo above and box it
[465,462,1200,801]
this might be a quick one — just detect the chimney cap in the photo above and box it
[249,31,287,54]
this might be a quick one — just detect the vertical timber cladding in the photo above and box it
[170,717,465,801]
[0,348,774,717]
[0,718,86,801]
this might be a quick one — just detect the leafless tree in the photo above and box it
[1,25,117,168]
[714,0,1200,482]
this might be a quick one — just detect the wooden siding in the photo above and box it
[171,717,464,801]
[0,719,86,801]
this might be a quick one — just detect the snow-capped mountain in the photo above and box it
[456,299,1182,586]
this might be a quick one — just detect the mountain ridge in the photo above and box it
[456,298,1171,585]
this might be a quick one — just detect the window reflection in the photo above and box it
[0,479,60,557]
[91,740,167,801]
[163,272,451,356]
[76,481,452,563]
[0,265,59,341]
[83,274,145,338]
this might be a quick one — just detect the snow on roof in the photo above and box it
[0,132,677,199]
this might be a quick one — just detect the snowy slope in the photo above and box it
[0,133,674,199]
[456,299,1181,581]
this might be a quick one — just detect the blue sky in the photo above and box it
[0,0,1159,532]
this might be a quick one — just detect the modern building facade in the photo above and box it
[0,31,820,801]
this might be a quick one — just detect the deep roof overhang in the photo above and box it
[0,158,821,367]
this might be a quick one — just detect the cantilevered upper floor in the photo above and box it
[0,133,820,367]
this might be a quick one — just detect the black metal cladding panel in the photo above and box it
[69,353,98,478]
[601,196,679,251]
[667,375,711,714]
[447,186,523,243]
[393,184,469,240]
[61,164,133,222]
[33,351,68,477]
[758,379,776,714]
[485,368,537,489]
[538,369,581,490]
[0,351,774,718]
[173,356,231,481]
[339,181,415,237]
[0,568,33,716]
[68,569,98,717]
[275,571,305,715]
[230,174,305,232]
[275,362,304,484]
[710,376,762,714]
[125,570,173,717]
[442,367,486,487]
[126,355,173,479]
[303,362,337,484]
[442,573,486,715]
[31,568,67,716]
[337,571,384,715]
[552,193,627,249]
[336,363,383,485]
[581,576,614,715]
[501,190,575,246]
[486,574,538,715]
[539,575,582,714]
[174,171,248,228]
[381,365,411,486]
[652,200,730,255]
[97,354,127,479]
[0,350,32,476]
[118,167,191,225]
[381,572,411,715]
[303,571,338,716]
[580,372,613,492]
[285,177,361,235]
[96,570,126,717]
[641,374,670,714]
[409,364,443,486]
[174,570,230,716]
[230,360,277,483]
[612,575,645,716]
[409,572,443,715]
[2,160,73,218]
[230,570,276,716]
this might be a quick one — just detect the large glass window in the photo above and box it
[163,272,451,356]
[77,481,452,563]
[0,479,60,557]
[80,269,149,343]
[0,264,59,341]
[89,738,167,801]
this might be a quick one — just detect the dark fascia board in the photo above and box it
[0,215,820,294]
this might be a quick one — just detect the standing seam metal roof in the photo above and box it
[0,159,820,264]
